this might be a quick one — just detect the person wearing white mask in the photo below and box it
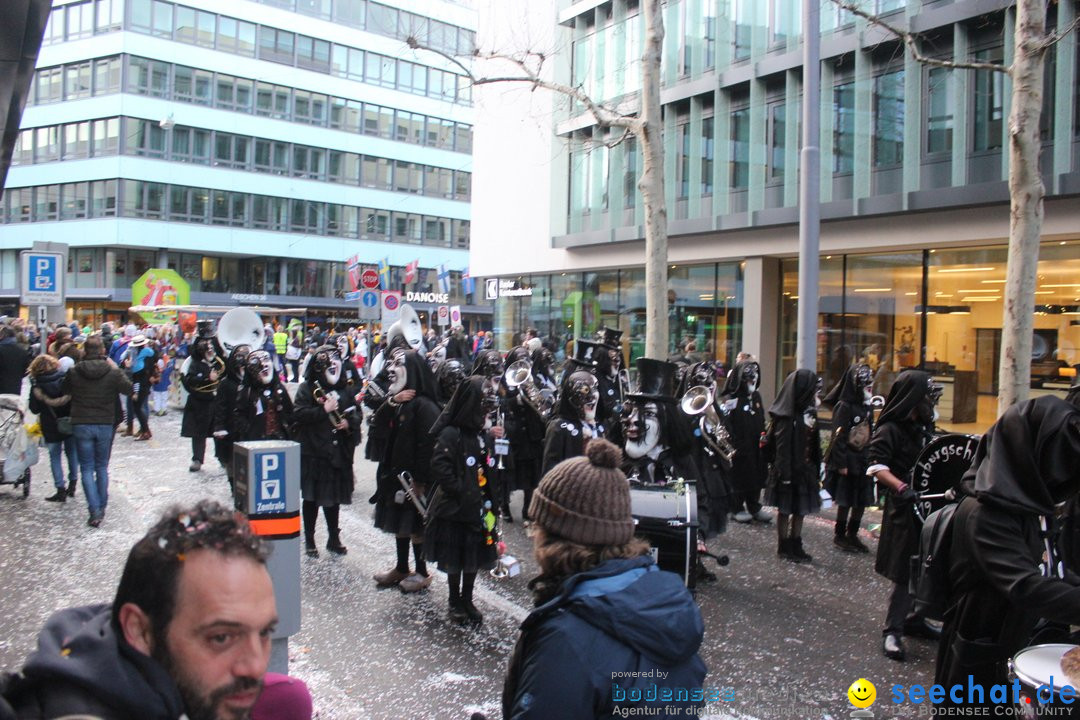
[719,359,771,524]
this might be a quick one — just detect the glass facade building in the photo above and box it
[476,0,1080,433]
[2,0,485,327]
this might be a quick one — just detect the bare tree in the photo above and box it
[833,0,1079,415]
[409,0,670,359]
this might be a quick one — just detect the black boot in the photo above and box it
[777,537,792,558]
[846,531,870,553]
[66,479,77,497]
[305,535,319,558]
[461,573,482,625]
[790,537,813,563]
[326,531,347,555]
[45,490,66,503]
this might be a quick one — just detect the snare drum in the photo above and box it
[630,483,699,589]
[1008,643,1080,717]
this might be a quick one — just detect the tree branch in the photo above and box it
[406,36,641,131]
[1036,13,1080,53]
[831,0,1011,75]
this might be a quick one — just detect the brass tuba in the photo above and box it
[504,359,552,420]
[680,385,737,462]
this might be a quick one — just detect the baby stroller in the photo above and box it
[0,394,33,497]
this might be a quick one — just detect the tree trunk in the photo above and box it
[997,0,1045,416]
[639,0,667,360]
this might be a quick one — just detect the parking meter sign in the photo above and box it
[255,451,286,513]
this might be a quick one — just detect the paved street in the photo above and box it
[0,408,938,719]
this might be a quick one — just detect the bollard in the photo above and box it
[233,440,301,675]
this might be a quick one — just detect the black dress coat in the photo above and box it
[180,360,216,438]
[212,374,242,467]
[292,380,359,507]
[934,397,1080,700]
[541,416,606,477]
[822,399,874,508]
[720,392,766,496]
[869,420,928,584]
[232,383,293,443]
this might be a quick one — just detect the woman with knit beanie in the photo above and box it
[425,376,501,624]
[503,438,707,719]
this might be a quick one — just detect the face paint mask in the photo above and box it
[744,365,760,395]
[567,372,598,422]
[247,351,273,385]
[325,353,342,385]
[623,401,661,459]
[803,409,816,428]
[387,354,407,395]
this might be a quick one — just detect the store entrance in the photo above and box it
[976,328,1000,395]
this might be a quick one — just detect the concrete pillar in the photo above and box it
[748,77,766,213]
[951,23,970,188]
[741,256,781,407]
[1053,0,1076,194]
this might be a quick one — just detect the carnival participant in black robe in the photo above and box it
[822,364,875,553]
[334,333,361,396]
[764,369,822,563]
[372,349,441,592]
[934,396,1080,705]
[677,361,732,537]
[720,359,771,523]
[361,333,411,463]
[541,370,604,476]
[436,358,467,406]
[595,328,626,425]
[867,369,940,661]
[530,346,558,395]
[425,376,501,624]
[232,349,293,443]
[180,337,219,473]
[211,344,250,490]
[471,348,504,380]
[293,345,360,558]
[494,347,546,523]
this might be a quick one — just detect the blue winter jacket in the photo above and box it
[503,555,707,719]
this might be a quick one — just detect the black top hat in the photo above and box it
[570,338,605,369]
[597,326,623,350]
[627,358,678,401]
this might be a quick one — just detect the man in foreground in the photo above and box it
[1,500,281,720]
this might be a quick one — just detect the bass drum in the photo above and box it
[910,433,980,521]
[630,483,699,589]
[1008,644,1079,718]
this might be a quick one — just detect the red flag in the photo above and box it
[404,259,419,285]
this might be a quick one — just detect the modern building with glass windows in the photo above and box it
[472,0,1080,433]
[1,0,487,326]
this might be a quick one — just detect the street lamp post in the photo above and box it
[796,0,821,373]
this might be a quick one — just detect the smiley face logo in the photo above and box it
[847,678,876,709]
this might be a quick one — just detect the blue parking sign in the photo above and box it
[254,450,287,513]
[20,251,64,306]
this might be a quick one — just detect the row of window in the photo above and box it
[249,0,475,58]
[2,181,471,249]
[123,0,472,104]
[13,116,471,200]
[28,55,474,154]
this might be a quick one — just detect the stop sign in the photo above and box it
[361,269,379,289]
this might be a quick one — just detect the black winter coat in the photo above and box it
[180,360,216,438]
[28,371,71,444]
[0,339,30,396]
[503,556,707,719]
[291,381,359,468]
[62,358,132,426]
[376,395,441,503]
[232,383,293,442]
[427,426,486,525]
[722,390,766,494]
[869,420,928,583]
[1,604,185,720]
[541,416,605,477]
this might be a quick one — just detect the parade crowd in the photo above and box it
[0,308,1079,719]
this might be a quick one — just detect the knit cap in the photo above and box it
[529,439,633,545]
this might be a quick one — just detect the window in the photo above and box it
[767,103,785,181]
[364,209,390,239]
[172,126,211,164]
[214,133,249,169]
[424,166,452,198]
[927,67,954,154]
[211,191,246,226]
[733,0,751,61]
[36,67,62,104]
[972,47,1005,152]
[394,161,422,193]
[297,36,331,72]
[367,3,398,36]
[676,121,690,199]
[366,53,396,88]
[328,151,360,183]
[297,0,331,19]
[33,186,59,221]
[873,70,904,166]
[62,122,90,159]
[60,183,89,220]
[290,200,323,233]
[453,219,470,249]
[833,81,855,173]
[429,118,455,149]
[259,27,295,65]
[92,117,119,155]
[34,126,60,163]
[66,2,95,39]
[93,57,121,95]
[43,12,63,45]
[5,188,32,223]
[252,196,288,231]
[169,186,203,222]
[13,130,31,165]
[701,116,715,193]
[424,217,450,246]
[393,212,421,243]
[256,82,291,119]
[174,67,212,105]
[90,180,117,217]
[293,90,327,125]
[292,146,326,179]
[454,171,471,201]
[454,124,472,153]
[395,111,424,143]
[730,105,750,189]
[64,62,92,100]
[254,139,290,175]
[399,62,427,95]
[215,74,253,112]
[129,57,169,97]
[130,119,166,158]
[329,98,362,131]
[363,104,394,138]
[334,0,365,25]
[217,17,256,56]
[151,0,173,38]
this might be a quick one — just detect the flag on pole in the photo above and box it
[377,258,390,289]
[404,259,419,285]
[437,264,451,295]
[346,253,362,292]
[461,269,475,297]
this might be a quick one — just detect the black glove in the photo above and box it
[896,486,918,504]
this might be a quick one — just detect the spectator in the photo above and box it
[62,336,132,527]
[503,439,707,719]
[47,326,83,363]
[273,324,288,359]
[27,354,78,503]
[0,500,308,720]
[0,325,30,396]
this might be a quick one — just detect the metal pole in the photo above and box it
[796,0,821,373]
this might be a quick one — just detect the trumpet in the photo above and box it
[504,359,551,420]
[313,380,346,427]
[180,354,225,393]
[680,385,737,463]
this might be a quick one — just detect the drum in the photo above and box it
[630,483,699,589]
[1008,643,1080,717]
[911,433,980,521]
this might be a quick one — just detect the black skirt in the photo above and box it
[823,468,875,508]
[373,494,424,537]
[424,517,497,574]
[765,471,821,517]
[299,455,353,507]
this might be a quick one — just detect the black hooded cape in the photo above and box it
[427,377,493,526]
[719,360,766,495]
[821,365,874,507]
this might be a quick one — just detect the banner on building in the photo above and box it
[132,268,190,324]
